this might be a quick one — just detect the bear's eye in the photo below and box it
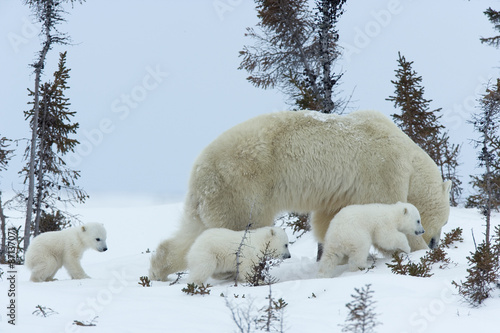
[285,244,288,248]
[417,220,421,224]
[96,238,101,241]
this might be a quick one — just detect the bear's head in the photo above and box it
[81,223,108,252]
[263,227,291,260]
[417,180,452,249]
[397,203,425,236]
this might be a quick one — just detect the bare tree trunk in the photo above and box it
[484,119,492,245]
[34,101,49,236]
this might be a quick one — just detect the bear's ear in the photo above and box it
[269,228,276,237]
[403,207,408,215]
[81,226,86,232]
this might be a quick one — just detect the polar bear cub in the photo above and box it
[25,223,108,282]
[186,226,291,285]
[318,202,424,278]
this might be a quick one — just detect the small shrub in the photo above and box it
[257,284,288,332]
[234,223,253,286]
[386,252,433,278]
[32,305,58,317]
[341,284,381,333]
[453,231,500,307]
[224,295,256,333]
[387,228,464,276]
[245,242,281,287]
[73,317,98,327]
[7,225,24,265]
[168,272,186,286]
[277,212,310,239]
[37,210,71,233]
[138,276,151,287]
[441,227,464,248]
[181,283,212,296]
[422,247,451,269]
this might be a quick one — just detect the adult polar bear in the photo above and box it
[150,110,451,281]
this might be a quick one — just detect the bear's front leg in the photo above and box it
[63,255,90,279]
[381,231,411,254]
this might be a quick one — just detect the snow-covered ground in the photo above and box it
[1,198,499,332]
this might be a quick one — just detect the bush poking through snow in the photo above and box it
[245,242,281,287]
[440,227,464,248]
[181,283,212,296]
[341,284,381,333]
[224,296,256,333]
[387,227,464,276]
[6,225,24,265]
[257,285,288,333]
[225,284,288,333]
[73,317,98,327]
[32,305,58,317]
[386,252,433,278]
[169,272,186,286]
[453,226,500,307]
[257,284,288,332]
[234,223,253,286]
[138,276,151,287]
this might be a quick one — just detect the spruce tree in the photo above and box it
[454,80,500,307]
[239,0,346,113]
[480,7,500,48]
[386,52,444,149]
[22,51,88,236]
[430,132,462,206]
[0,137,13,173]
[23,0,85,251]
[467,79,500,241]
[387,52,462,205]
[341,284,381,333]
[453,240,499,307]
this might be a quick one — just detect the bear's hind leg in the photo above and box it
[30,257,60,282]
[317,246,345,278]
[347,243,371,272]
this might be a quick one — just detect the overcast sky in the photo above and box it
[1,0,499,205]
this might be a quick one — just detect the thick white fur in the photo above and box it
[317,202,423,278]
[149,110,451,281]
[186,227,290,285]
[25,223,108,282]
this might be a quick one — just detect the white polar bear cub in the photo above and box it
[186,227,291,285]
[318,202,424,278]
[25,223,108,282]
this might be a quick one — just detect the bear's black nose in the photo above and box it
[103,247,108,252]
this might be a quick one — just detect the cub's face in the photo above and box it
[267,227,291,260]
[81,223,108,252]
[400,204,425,236]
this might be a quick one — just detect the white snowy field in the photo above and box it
[1,198,500,333]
